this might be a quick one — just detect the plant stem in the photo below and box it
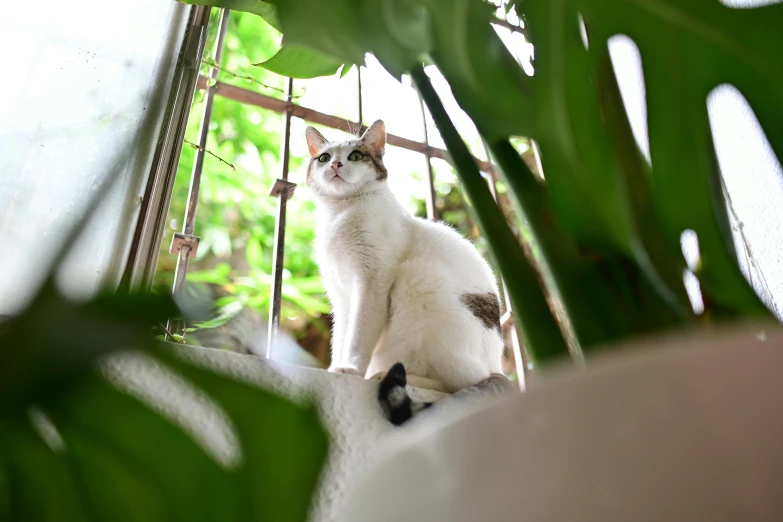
[411,63,569,364]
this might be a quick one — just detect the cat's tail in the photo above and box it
[377,362,515,426]
[377,363,432,425]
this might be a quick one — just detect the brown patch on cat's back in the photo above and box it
[460,292,501,333]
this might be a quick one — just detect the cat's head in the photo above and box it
[305,120,388,198]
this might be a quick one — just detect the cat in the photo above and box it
[305,120,509,423]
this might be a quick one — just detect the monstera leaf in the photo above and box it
[256,44,344,79]
[178,0,282,31]
[523,0,780,317]
[0,284,328,522]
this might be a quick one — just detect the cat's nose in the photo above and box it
[330,160,343,170]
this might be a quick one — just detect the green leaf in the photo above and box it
[425,0,533,138]
[573,0,780,316]
[0,285,328,522]
[245,237,263,267]
[3,417,90,522]
[157,348,329,522]
[358,0,432,80]
[43,376,233,522]
[255,45,344,79]
[275,0,367,66]
[282,284,331,316]
[0,286,179,414]
[194,300,245,329]
[179,0,282,31]
[187,262,232,285]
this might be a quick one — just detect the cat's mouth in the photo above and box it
[327,173,346,183]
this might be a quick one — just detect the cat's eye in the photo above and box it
[318,153,330,163]
[347,150,363,161]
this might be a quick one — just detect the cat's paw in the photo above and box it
[328,366,363,377]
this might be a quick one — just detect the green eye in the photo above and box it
[318,153,330,163]
[347,150,363,161]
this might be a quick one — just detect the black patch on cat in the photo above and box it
[378,362,413,425]
[460,292,501,333]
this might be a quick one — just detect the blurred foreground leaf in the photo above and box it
[0,287,328,522]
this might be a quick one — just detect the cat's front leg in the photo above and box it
[327,294,354,374]
[333,276,390,377]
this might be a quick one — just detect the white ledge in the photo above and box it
[153,345,447,522]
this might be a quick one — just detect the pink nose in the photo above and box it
[330,160,343,170]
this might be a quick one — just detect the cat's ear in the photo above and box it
[306,127,328,157]
[360,120,386,157]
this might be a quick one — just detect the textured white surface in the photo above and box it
[102,345,446,522]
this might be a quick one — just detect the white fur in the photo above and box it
[306,121,503,392]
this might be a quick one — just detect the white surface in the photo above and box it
[339,323,783,522]
[102,346,447,522]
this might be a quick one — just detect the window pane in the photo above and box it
[0,0,189,314]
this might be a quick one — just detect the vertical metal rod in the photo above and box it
[167,8,230,339]
[357,66,364,126]
[182,9,231,238]
[121,4,211,292]
[482,141,526,390]
[416,86,439,220]
[266,77,296,358]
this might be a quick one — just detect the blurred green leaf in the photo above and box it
[574,0,782,316]
[358,0,431,80]
[194,300,245,329]
[246,237,263,268]
[282,285,331,316]
[178,0,282,31]
[255,45,344,79]
[0,285,179,414]
[0,286,328,522]
[425,0,533,138]
[276,0,367,65]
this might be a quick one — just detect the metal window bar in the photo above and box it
[166,7,231,338]
[121,4,212,292]
[266,77,297,357]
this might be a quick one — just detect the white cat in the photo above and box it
[305,120,505,397]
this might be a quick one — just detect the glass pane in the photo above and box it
[0,0,189,314]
